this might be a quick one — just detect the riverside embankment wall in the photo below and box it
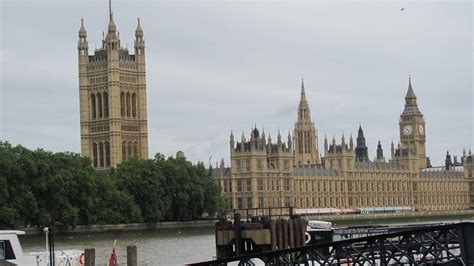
[19,220,217,235]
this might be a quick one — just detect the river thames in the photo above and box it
[20,227,215,265]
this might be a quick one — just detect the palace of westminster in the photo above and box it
[77,12,474,212]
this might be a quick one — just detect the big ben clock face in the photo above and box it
[403,125,413,135]
[419,125,424,135]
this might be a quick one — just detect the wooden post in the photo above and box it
[277,219,283,250]
[234,213,242,257]
[270,220,277,251]
[294,217,301,247]
[288,218,295,248]
[127,245,137,266]
[84,248,95,266]
[282,219,289,250]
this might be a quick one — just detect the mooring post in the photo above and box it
[288,218,295,248]
[270,220,277,251]
[282,219,289,249]
[277,219,283,250]
[294,216,301,247]
[234,213,242,257]
[84,248,95,266]
[127,245,137,266]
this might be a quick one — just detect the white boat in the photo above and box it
[0,230,83,266]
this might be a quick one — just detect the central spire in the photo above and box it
[300,77,307,102]
[109,0,113,22]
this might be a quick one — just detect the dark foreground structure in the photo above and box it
[189,222,474,265]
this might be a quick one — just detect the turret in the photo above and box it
[349,134,354,150]
[230,131,235,150]
[287,132,292,151]
[355,124,369,162]
[376,140,384,162]
[445,151,452,170]
[324,135,328,153]
[78,18,88,57]
[134,17,145,62]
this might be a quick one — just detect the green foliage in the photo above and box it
[0,141,225,229]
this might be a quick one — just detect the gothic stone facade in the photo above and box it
[215,79,474,212]
[78,15,148,169]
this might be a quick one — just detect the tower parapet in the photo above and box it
[323,134,355,171]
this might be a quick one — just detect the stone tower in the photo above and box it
[78,10,149,169]
[355,125,369,162]
[399,77,426,170]
[294,79,320,165]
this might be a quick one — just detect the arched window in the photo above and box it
[97,93,103,118]
[122,141,126,161]
[133,142,138,157]
[120,92,125,117]
[126,93,131,117]
[99,142,104,167]
[104,92,109,118]
[128,141,133,158]
[105,141,111,167]
[91,94,96,119]
[132,93,137,118]
[92,143,98,167]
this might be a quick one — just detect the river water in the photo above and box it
[20,227,216,266]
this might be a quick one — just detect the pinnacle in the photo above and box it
[405,76,417,99]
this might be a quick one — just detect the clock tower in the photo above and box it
[399,76,426,170]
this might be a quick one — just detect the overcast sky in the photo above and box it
[1,0,472,166]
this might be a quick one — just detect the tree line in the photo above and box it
[0,141,225,229]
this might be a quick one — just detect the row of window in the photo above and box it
[92,141,111,168]
[122,141,140,162]
[90,91,139,120]
[90,92,109,119]
[234,159,290,172]
[120,92,138,118]
[91,141,140,168]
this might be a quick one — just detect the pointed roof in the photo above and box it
[135,17,143,36]
[405,76,416,99]
[300,78,307,102]
[79,18,87,37]
[358,124,364,136]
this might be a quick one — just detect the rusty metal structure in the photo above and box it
[190,222,474,265]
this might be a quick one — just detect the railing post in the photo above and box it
[84,248,95,266]
[127,245,137,266]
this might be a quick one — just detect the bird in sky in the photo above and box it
[401,8,405,11]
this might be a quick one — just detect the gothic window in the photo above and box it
[128,141,133,158]
[258,197,264,208]
[132,93,137,118]
[97,93,103,118]
[91,94,96,119]
[126,93,131,117]
[298,132,303,154]
[258,179,263,191]
[237,180,242,192]
[104,92,109,117]
[237,198,243,209]
[246,159,250,171]
[120,92,125,117]
[133,142,138,157]
[122,141,126,161]
[105,141,110,167]
[99,142,104,167]
[92,143,98,167]
[247,197,252,208]
[247,179,252,191]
